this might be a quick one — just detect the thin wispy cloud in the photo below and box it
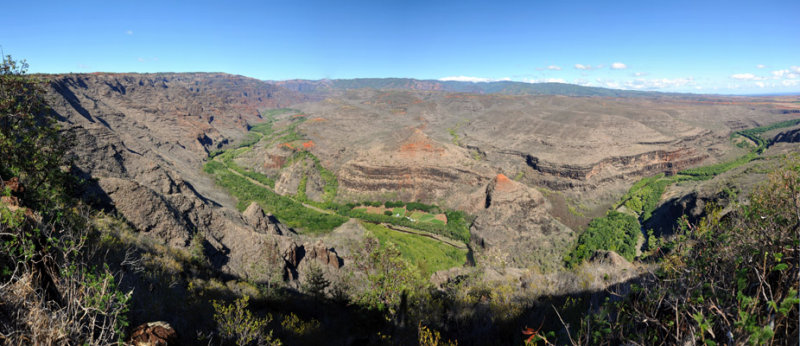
[125,30,134,35]
[756,64,766,69]
[611,62,627,70]
[731,73,759,80]
[439,76,510,83]
[771,69,798,79]
[574,64,591,70]
[622,77,695,90]
[546,65,562,71]
[523,78,566,83]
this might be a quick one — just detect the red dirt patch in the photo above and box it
[495,173,514,191]
[310,117,327,122]
[302,140,315,149]
[434,213,448,223]
[400,142,437,152]
[397,129,444,156]
[263,154,286,169]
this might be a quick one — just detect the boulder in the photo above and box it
[589,250,632,268]
[242,202,284,235]
[129,321,178,346]
[305,241,342,269]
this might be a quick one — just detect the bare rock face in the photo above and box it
[470,174,575,270]
[42,73,315,282]
[304,241,342,269]
[589,250,633,268]
[277,239,343,281]
[774,128,800,143]
[242,202,289,235]
[333,128,492,205]
[129,321,178,346]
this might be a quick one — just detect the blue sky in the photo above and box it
[1,0,798,94]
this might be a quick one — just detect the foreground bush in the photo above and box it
[0,56,131,345]
[580,158,800,345]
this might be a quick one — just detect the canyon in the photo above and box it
[42,73,800,285]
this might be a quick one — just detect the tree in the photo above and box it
[0,56,130,344]
[0,55,72,208]
[302,264,330,299]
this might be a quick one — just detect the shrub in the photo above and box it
[212,295,281,346]
[565,211,640,267]
[579,158,800,344]
[301,264,330,299]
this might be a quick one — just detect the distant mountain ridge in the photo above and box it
[272,77,682,98]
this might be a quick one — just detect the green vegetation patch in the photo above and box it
[260,107,301,119]
[362,222,466,274]
[249,121,274,136]
[677,153,758,181]
[616,173,673,222]
[331,203,470,242]
[203,161,346,234]
[565,211,640,267]
[236,132,263,149]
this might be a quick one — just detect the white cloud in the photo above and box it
[574,64,591,70]
[621,77,695,90]
[730,73,768,81]
[521,78,566,83]
[731,73,756,80]
[546,65,562,71]
[633,72,647,77]
[791,66,800,73]
[611,62,627,70]
[125,30,134,35]
[755,81,765,88]
[772,69,798,79]
[438,76,509,83]
[782,80,799,86]
[572,78,591,86]
[772,70,789,77]
[757,64,766,69]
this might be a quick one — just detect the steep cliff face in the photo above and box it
[48,73,305,156]
[470,174,575,271]
[774,128,800,143]
[44,73,328,282]
[333,128,493,205]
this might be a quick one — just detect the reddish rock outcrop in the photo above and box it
[129,321,178,346]
[305,241,342,269]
